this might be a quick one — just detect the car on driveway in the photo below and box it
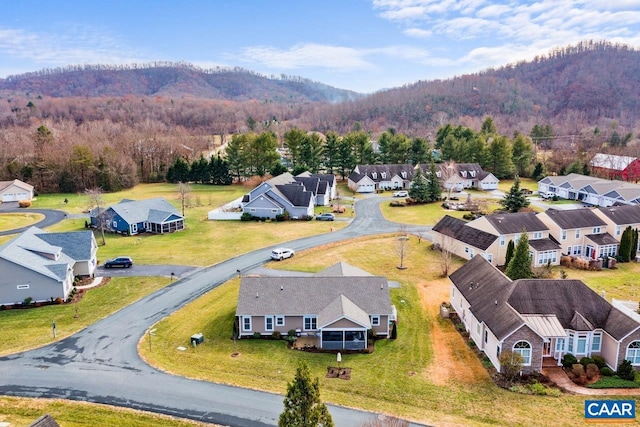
[271,248,295,261]
[393,190,408,197]
[315,213,335,221]
[104,256,134,268]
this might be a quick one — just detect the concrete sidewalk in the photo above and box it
[543,366,640,395]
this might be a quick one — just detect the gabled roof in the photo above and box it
[590,153,637,171]
[432,215,497,250]
[100,197,182,225]
[541,208,606,229]
[317,294,372,329]
[0,227,76,282]
[294,176,320,195]
[236,276,393,318]
[29,414,60,427]
[354,164,415,182]
[316,262,373,277]
[483,212,548,234]
[450,256,640,341]
[585,233,618,245]
[35,230,95,261]
[275,184,313,207]
[528,238,561,251]
[597,204,640,225]
[0,179,34,192]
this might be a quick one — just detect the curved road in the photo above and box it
[0,205,67,236]
[0,197,432,427]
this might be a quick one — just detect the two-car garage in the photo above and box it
[0,180,34,202]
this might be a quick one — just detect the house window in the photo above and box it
[372,172,377,179]
[271,209,277,213]
[616,226,622,236]
[599,245,617,258]
[500,236,505,246]
[469,248,475,258]
[576,334,587,354]
[17,284,29,290]
[381,172,386,179]
[591,332,602,352]
[574,245,582,256]
[514,235,520,244]
[401,171,407,178]
[303,315,317,331]
[568,334,574,353]
[537,250,557,265]
[486,253,493,263]
[533,231,542,239]
[575,229,580,239]
[626,341,640,365]
[593,227,601,234]
[464,247,469,253]
[242,316,252,331]
[561,230,567,240]
[276,315,285,327]
[250,208,256,212]
[567,246,572,255]
[112,220,118,228]
[476,323,481,336]
[497,346,501,358]
[265,316,274,331]
[513,341,532,365]
[370,315,380,326]
[461,171,467,177]
[470,171,476,177]
[484,330,488,343]
[556,338,565,352]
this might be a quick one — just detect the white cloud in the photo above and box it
[404,28,432,38]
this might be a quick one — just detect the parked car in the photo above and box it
[393,190,409,197]
[521,188,533,195]
[315,213,335,221]
[271,248,295,261]
[539,192,554,199]
[104,256,133,268]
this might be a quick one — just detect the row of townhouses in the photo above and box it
[538,173,640,207]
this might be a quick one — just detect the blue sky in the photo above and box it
[1,1,640,93]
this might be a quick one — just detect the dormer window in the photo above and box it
[381,172,386,179]
[372,172,377,179]
[436,171,441,178]
[461,171,467,177]
[470,171,476,177]
[593,227,601,234]
[401,171,407,178]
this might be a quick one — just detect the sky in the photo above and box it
[1,1,640,94]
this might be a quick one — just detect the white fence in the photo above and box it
[208,197,243,221]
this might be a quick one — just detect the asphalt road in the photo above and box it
[0,196,432,427]
[0,204,67,236]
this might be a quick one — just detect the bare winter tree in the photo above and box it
[396,226,410,270]
[85,187,107,246]
[441,160,459,205]
[360,416,410,427]
[177,181,191,217]
[434,228,455,277]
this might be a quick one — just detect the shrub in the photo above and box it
[390,321,397,339]
[22,296,33,306]
[271,331,282,340]
[240,212,252,222]
[54,297,63,304]
[580,356,594,367]
[617,359,635,381]
[600,367,614,376]
[586,364,599,380]
[18,200,31,208]
[572,364,585,378]
[591,355,607,369]
[275,214,286,222]
[287,329,297,338]
[252,332,261,339]
[562,353,578,368]
[0,305,6,311]
[499,350,524,381]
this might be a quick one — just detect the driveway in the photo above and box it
[0,196,430,427]
[0,205,67,236]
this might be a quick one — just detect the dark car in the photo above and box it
[315,213,335,221]
[104,256,133,268]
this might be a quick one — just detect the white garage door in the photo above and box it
[2,192,28,202]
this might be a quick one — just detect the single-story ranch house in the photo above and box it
[90,197,185,235]
[538,173,640,207]
[450,256,640,374]
[235,262,396,350]
[0,226,98,305]
[348,163,498,193]
[0,179,34,202]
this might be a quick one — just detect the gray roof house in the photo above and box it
[241,173,318,219]
[90,197,185,235]
[538,173,640,207]
[595,205,640,257]
[431,215,499,264]
[450,255,640,374]
[236,263,395,350]
[0,227,97,305]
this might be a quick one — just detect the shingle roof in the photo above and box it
[542,208,606,229]
[432,215,497,250]
[317,294,372,328]
[585,233,618,245]
[598,205,640,225]
[484,212,548,234]
[528,238,561,251]
[0,179,34,192]
[108,197,182,224]
[236,276,392,318]
[35,230,94,261]
[29,414,60,427]
[275,184,313,207]
[316,262,372,277]
[450,256,640,341]
[294,176,320,195]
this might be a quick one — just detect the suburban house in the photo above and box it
[235,262,396,350]
[538,173,640,207]
[450,256,640,374]
[465,212,561,267]
[0,226,98,305]
[590,153,640,182]
[90,197,185,235]
[0,179,34,202]
[537,208,618,259]
[295,172,337,206]
[594,204,640,257]
[431,215,499,264]
[348,163,498,193]
[241,173,314,219]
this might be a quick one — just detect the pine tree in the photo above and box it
[500,177,530,213]
[409,167,429,203]
[619,226,633,262]
[505,240,515,267]
[506,231,533,280]
[427,161,442,202]
[279,363,334,427]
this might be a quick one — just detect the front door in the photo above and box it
[543,341,551,356]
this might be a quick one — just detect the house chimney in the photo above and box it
[495,300,498,305]
[256,292,259,298]
[280,286,283,291]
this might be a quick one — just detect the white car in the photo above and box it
[271,248,295,261]
[393,190,409,197]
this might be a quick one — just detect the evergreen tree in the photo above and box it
[279,363,334,427]
[335,137,355,180]
[499,177,530,213]
[299,132,324,173]
[426,161,442,202]
[323,132,340,174]
[408,167,429,203]
[166,157,190,183]
[225,134,249,182]
[480,116,497,135]
[487,136,514,179]
[633,229,639,260]
[506,231,533,280]
[505,240,515,267]
[619,226,633,262]
[409,137,431,165]
[531,162,544,181]
[511,133,534,177]
[209,155,232,185]
[284,128,307,170]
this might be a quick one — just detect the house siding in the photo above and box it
[0,258,69,305]
[600,332,619,369]
[501,325,544,374]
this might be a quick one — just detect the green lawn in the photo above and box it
[0,396,209,427]
[0,212,44,232]
[140,236,592,427]
[21,183,347,266]
[0,276,171,356]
